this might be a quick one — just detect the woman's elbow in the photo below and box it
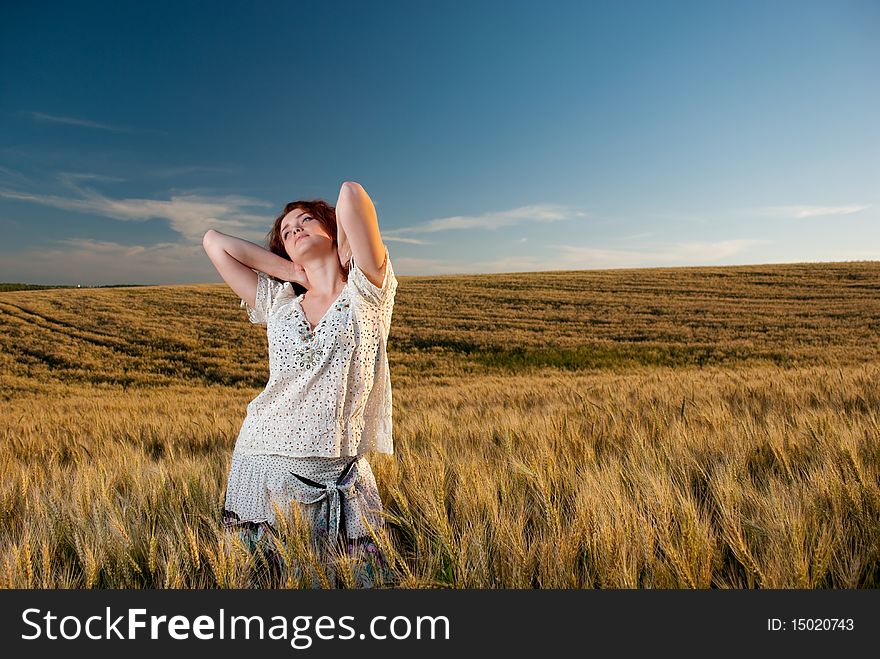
[341,181,366,197]
[202,229,218,250]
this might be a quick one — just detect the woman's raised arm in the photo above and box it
[202,230,307,308]
[335,181,386,288]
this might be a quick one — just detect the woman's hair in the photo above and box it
[264,199,350,292]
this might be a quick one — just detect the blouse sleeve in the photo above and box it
[348,244,398,310]
[240,271,289,325]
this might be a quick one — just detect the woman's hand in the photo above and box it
[287,260,310,289]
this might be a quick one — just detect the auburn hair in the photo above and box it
[264,199,350,294]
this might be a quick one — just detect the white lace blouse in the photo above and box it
[235,245,398,458]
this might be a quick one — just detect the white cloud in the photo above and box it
[389,256,461,275]
[0,180,275,243]
[0,239,209,286]
[58,172,127,186]
[148,164,241,178]
[673,240,764,260]
[390,239,768,275]
[27,111,132,133]
[746,204,871,219]
[26,111,167,135]
[382,235,430,245]
[382,203,589,240]
[0,166,38,187]
[615,231,654,241]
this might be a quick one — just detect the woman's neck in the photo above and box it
[301,254,345,298]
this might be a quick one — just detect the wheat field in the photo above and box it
[1,261,878,588]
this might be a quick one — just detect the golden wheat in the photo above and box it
[0,261,878,587]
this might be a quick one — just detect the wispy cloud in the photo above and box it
[25,111,167,135]
[0,175,275,242]
[57,237,194,260]
[552,239,767,269]
[388,239,768,276]
[27,111,132,133]
[148,164,241,178]
[382,203,589,244]
[382,235,430,245]
[58,171,127,186]
[0,165,38,187]
[389,256,458,275]
[0,239,209,286]
[746,204,871,219]
[614,231,654,241]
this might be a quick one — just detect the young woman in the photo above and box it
[202,181,398,588]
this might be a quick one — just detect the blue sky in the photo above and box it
[1,0,877,285]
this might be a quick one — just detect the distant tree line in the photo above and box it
[0,283,147,291]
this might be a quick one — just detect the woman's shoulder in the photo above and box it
[347,245,397,310]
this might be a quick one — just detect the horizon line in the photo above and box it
[2,258,879,290]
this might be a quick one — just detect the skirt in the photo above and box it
[221,449,393,588]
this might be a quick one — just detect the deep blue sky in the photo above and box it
[1,0,877,285]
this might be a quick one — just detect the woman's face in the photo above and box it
[280,208,332,259]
